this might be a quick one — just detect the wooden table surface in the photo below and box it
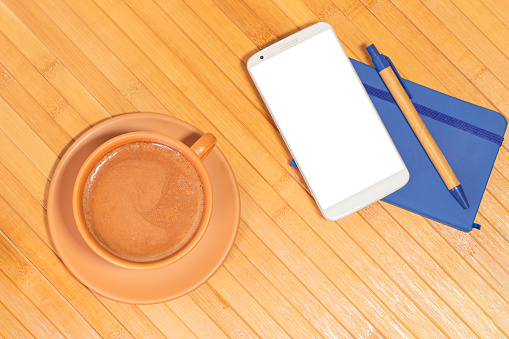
[1,0,509,337]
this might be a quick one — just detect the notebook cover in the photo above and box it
[292,59,507,232]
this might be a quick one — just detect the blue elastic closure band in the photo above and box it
[362,83,504,146]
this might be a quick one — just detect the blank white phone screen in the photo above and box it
[249,29,405,210]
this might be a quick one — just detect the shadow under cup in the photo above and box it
[72,131,216,270]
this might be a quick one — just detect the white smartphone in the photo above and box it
[247,22,409,220]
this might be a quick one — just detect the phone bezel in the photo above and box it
[247,22,409,221]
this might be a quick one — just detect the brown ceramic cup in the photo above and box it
[72,131,216,270]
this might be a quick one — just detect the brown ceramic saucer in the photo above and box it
[47,113,240,304]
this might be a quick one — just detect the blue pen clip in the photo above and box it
[384,55,412,99]
[367,44,412,99]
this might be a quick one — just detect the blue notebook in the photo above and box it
[291,59,507,232]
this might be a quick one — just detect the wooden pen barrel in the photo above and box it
[379,67,460,190]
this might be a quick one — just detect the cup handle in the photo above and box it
[190,133,216,161]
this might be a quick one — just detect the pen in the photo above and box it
[367,44,469,209]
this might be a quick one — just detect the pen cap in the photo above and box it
[367,44,412,99]
[366,44,380,58]
[367,44,389,72]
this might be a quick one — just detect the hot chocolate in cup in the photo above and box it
[73,131,216,270]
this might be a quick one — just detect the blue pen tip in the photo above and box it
[290,159,298,169]
[366,44,380,58]
[449,185,469,209]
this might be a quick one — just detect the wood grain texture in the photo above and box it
[0,0,508,337]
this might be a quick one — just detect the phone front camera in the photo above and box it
[260,56,264,59]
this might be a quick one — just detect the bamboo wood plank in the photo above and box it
[479,171,509,223]
[0,130,47,205]
[123,0,268,122]
[107,0,297,172]
[61,0,320,219]
[0,191,133,338]
[0,96,57,177]
[472,215,509,274]
[213,0,280,48]
[490,169,509,210]
[0,162,50,243]
[494,149,509,189]
[59,0,293,186]
[54,0,207,123]
[0,3,109,126]
[0,232,101,339]
[242,0,301,38]
[238,188,405,338]
[1,0,135,115]
[0,32,89,138]
[255,197,445,338]
[479,192,509,241]
[207,267,292,338]
[183,0,258,61]
[480,0,509,28]
[223,245,324,338]
[386,0,509,115]
[190,284,259,338]
[259,0,367,61]
[89,0,283,156]
[360,203,506,336]
[294,0,449,93]
[363,5,495,108]
[129,0,266,114]
[234,223,354,338]
[272,0,322,29]
[350,0,509,166]
[0,269,65,338]
[381,203,509,322]
[0,301,34,339]
[418,0,509,87]
[137,304,198,338]
[332,212,477,338]
[165,296,228,339]
[26,0,169,117]
[94,296,167,339]
[0,64,72,155]
[430,219,509,303]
